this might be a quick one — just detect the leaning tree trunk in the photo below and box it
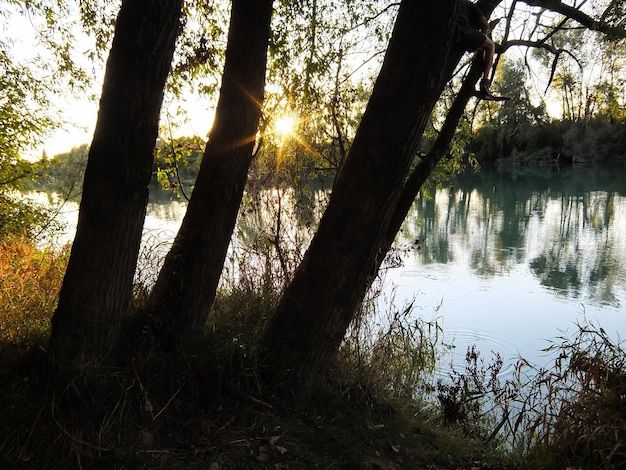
[260,0,458,393]
[381,0,501,264]
[385,58,485,254]
[143,0,274,345]
[48,0,183,371]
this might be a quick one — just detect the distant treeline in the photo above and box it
[33,115,626,200]
[470,115,626,168]
[33,136,205,199]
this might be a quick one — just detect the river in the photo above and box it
[388,167,625,377]
[40,166,625,377]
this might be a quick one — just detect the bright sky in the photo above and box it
[10,0,606,160]
[40,89,216,158]
[5,4,216,160]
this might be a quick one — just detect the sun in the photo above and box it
[273,113,298,137]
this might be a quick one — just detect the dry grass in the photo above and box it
[2,237,622,469]
[0,237,69,358]
[338,296,443,408]
[514,319,626,469]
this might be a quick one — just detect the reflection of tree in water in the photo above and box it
[530,194,584,298]
[530,191,623,306]
[588,240,621,306]
[530,254,582,297]
[401,168,626,306]
[405,192,455,265]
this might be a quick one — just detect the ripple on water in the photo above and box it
[434,328,520,382]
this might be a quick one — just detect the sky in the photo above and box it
[40,89,216,158]
[4,4,216,160]
[8,0,601,160]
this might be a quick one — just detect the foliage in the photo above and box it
[0,0,118,161]
[0,48,56,164]
[598,0,626,39]
[472,114,626,167]
[0,194,56,240]
[27,144,89,200]
[168,0,229,97]
[257,1,396,183]
[425,115,480,197]
[0,153,66,240]
[29,138,207,202]
[0,37,56,236]
[153,135,204,199]
[0,1,108,241]
[469,57,626,167]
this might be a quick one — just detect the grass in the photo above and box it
[513,320,626,469]
[0,237,623,469]
[0,237,69,360]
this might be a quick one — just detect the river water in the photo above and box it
[388,167,625,376]
[42,167,625,377]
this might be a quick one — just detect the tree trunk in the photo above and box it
[143,0,274,344]
[386,59,485,252]
[48,0,183,370]
[260,0,458,392]
[382,0,502,254]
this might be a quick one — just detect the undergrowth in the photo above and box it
[516,320,626,469]
[0,237,624,469]
[432,319,626,470]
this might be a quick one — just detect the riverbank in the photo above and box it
[0,345,520,470]
[1,238,624,469]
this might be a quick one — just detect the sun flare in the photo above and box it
[273,114,298,137]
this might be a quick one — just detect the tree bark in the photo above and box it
[48,0,183,370]
[143,0,274,344]
[260,0,458,393]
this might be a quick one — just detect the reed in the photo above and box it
[515,319,626,469]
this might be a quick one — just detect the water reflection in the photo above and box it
[397,168,626,308]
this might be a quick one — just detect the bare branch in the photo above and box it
[520,0,626,38]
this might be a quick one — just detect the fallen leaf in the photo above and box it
[257,445,269,462]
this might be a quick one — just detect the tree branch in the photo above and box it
[520,0,626,38]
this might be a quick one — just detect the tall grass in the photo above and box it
[1,225,623,469]
[514,319,626,468]
[433,318,626,469]
[0,237,69,358]
[339,295,443,406]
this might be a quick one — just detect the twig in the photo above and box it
[153,381,186,420]
[51,415,112,452]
